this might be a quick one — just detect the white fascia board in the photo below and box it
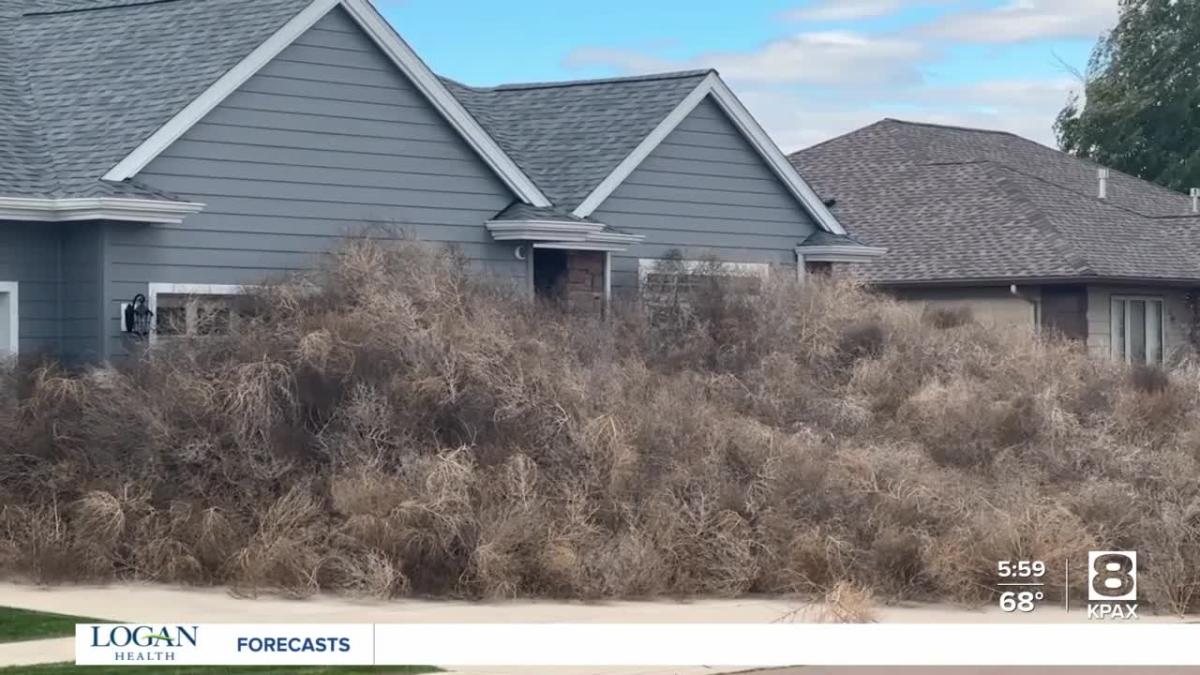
[795,244,887,264]
[707,77,847,236]
[103,0,341,182]
[486,219,605,241]
[572,73,718,219]
[0,197,206,224]
[339,0,550,207]
[102,0,551,209]
[532,241,631,252]
[571,72,848,237]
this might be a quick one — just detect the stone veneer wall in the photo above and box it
[565,251,605,316]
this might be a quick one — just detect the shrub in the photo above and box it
[921,305,974,330]
[1,239,1199,613]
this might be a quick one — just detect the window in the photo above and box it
[1111,296,1164,365]
[638,258,769,298]
[148,283,247,340]
[0,281,17,356]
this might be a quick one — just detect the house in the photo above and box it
[0,0,882,363]
[790,119,1200,366]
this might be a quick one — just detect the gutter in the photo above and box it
[0,197,206,224]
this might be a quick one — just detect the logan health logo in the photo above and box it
[88,624,199,663]
[1088,550,1138,620]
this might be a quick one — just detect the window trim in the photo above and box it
[637,258,771,283]
[147,283,249,343]
[1110,294,1166,365]
[0,281,17,356]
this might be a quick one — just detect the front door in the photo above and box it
[532,249,606,315]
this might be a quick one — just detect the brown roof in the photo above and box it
[790,119,1200,285]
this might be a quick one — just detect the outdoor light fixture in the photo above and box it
[123,293,154,338]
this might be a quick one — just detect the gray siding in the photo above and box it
[60,224,104,361]
[110,6,519,357]
[0,221,103,361]
[0,222,61,356]
[591,97,820,292]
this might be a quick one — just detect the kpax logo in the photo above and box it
[1087,551,1138,620]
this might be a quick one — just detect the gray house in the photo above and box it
[0,0,879,363]
[792,119,1200,365]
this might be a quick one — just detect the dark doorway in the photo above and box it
[1041,285,1088,341]
[533,249,568,301]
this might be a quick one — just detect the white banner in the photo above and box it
[75,624,374,666]
[77,623,1200,666]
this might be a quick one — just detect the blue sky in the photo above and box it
[379,0,1118,152]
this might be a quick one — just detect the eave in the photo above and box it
[486,218,645,251]
[796,243,888,264]
[0,197,206,224]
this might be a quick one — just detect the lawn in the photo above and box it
[0,607,107,644]
[1,666,437,674]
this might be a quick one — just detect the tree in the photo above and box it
[1056,0,1200,191]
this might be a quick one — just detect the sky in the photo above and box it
[377,0,1119,154]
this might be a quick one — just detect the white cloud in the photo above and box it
[566,31,930,86]
[740,78,1079,154]
[918,0,1118,43]
[782,0,957,22]
[783,0,907,21]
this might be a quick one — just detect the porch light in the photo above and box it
[123,293,154,338]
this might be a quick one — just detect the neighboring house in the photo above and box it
[791,119,1200,366]
[0,0,880,363]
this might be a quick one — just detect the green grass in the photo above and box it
[0,607,108,644]
[0,662,441,667]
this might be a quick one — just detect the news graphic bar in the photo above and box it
[77,623,1200,667]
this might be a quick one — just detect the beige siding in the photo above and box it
[1085,285,1194,362]
[892,287,1039,330]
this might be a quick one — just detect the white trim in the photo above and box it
[603,251,612,313]
[571,78,714,219]
[571,73,847,236]
[795,244,887,265]
[532,241,632,252]
[487,220,605,242]
[102,0,551,209]
[0,282,17,356]
[637,258,770,281]
[103,0,340,182]
[1109,294,1166,365]
[147,283,250,343]
[0,197,205,224]
[338,0,550,207]
[487,219,644,250]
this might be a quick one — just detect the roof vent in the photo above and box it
[1097,168,1109,199]
[1191,188,1199,213]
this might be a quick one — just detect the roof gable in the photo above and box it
[2,0,550,206]
[571,73,845,234]
[15,0,311,198]
[445,71,709,212]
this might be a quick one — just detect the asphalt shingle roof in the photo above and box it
[1,0,716,221]
[790,119,1200,284]
[1,0,309,199]
[444,71,712,212]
